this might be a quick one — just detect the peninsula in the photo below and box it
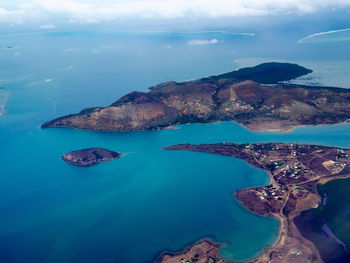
[161,142,350,263]
[61,148,121,167]
[42,62,350,132]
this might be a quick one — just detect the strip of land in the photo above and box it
[42,62,350,132]
[160,142,350,263]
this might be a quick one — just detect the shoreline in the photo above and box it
[243,118,350,133]
[153,166,281,263]
[247,174,350,263]
[42,114,350,138]
[40,117,350,136]
[233,171,324,263]
[245,174,350,262]
[159,143,350,263]
[154,238,223,263]
[155,178,317,263]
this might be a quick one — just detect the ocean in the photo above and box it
[0,29,350,263]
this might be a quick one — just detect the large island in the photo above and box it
[42,62,350,132]
[161,143,350,263]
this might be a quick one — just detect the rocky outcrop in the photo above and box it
[61,148,121,167]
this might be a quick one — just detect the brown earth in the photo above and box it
[42,63,350,133]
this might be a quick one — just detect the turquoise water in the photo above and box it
[1,30,350,263]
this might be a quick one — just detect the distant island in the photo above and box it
[161,143,350,263]
[42,62,350,132]
[61,148,121,167]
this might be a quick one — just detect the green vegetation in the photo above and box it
[213,62,312,84]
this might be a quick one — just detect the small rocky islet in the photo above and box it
[61,148,121,167]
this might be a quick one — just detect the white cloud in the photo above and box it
[188,38,219,45]
[0,6,40,24]
[100,45,123,50]
[40,24,56,29]
[64,48,78,52]
[298,28,350,43]
[1,0,350,24]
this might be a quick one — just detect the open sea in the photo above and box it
[0,29,350,263]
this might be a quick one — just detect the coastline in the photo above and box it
[243,119,350,133]
[243,175,350,262]
[246,189,322,263]
[154,238,224,263]
[154,166,279,263]
[40,116,350,135]
[317,173,350,185]
[234,171,323,263]
[153,157,279,263]
[159,143,350,263]
[156,170,321,263]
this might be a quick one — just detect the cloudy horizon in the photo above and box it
[1,0,350,25]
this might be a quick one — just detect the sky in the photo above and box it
[1,0,350,25]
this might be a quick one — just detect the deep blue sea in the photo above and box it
[0,30,350,263]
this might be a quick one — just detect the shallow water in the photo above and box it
[1,30,350,263]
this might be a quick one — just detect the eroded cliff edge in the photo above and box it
[42,62,350,133]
